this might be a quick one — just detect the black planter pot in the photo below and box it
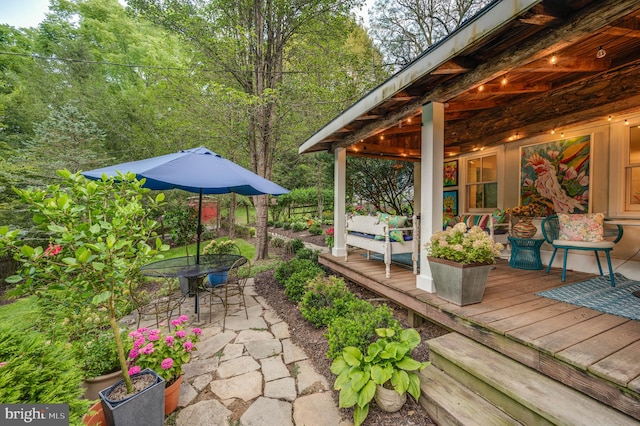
[99,368,165,426]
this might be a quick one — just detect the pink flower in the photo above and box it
[170,318,181,327]
[191,328,202,336]
[44,243,62,256]
[134,337,145,350]
[183,341,194,352]
[128,366,141,376]
[147,331,160,342]
[165,335,175,346]
[129,348,139,359]
[178,315,188,322]
[175,330,186,338]
[161,358,174,370]
[141,343,155,355]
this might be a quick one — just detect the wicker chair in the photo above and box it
[541,214,623,286]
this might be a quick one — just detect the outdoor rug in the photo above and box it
[362,252,418,271]
[536,273,640,321]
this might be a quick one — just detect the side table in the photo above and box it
[508,237,544,270]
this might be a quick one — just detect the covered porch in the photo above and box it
[319,250,640,420]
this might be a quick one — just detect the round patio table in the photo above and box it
[140,254,247,321]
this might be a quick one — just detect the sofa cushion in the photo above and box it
[458,214,490,229]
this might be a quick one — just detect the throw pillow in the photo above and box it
[557,213,605,242]
[376,212,408,228]
[373,231,404,243]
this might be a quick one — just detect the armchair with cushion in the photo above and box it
[541,213,623,286]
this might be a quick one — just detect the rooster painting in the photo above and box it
[521,136,590,215]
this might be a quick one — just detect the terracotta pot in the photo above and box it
[374,384,406,413]
[513,217,537,238]
[83,401,106,426]
[82,370,123,401]
[164,374,183,415]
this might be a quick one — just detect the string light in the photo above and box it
[501,76,508,85]
[596,46,606,59]
[550,54,557,64]
[478,85,484,92]
[625,119,629,125]
[608,115,612,121]
[551,129,556,134]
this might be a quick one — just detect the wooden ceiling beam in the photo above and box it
[330,0,637,152]
[517,3,563,26]
[445,100,502,111]
[430,58,477,75]
[517,57,611,72]
[473,82,552,94]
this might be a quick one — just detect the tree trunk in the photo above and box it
[228,193,236,239]
[254,194,269,260]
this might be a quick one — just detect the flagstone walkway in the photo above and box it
[132,279,349,426]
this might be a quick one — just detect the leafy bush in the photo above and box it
[300,276,357,327]
[274,221,283,228]
[0,324,88,425]
[283,222,292,230]
[285,238,305,254]
[284,264,325,303]
[235,224,255,238]
[291,221,308,232]
[295,247,318,262]
[308,224,323,235]
[274,258,317,285]
[326,302,401,359]
[270,237,285,248]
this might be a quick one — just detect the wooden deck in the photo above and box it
[319,250,640,420]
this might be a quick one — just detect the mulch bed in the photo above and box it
[255,226,448,425]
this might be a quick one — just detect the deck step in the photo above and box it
[425,333,638,426]
[419,364,523,426]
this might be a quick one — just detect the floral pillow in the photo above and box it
[558,213,605,242]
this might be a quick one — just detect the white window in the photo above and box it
[466,154,498,210]
[625,124,640,211]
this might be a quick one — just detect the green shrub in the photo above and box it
[325,302,401,359]
[300,276,357,327]
[283,222,292,230]
[295,247,318,262]
[0,324,88,425]
[270,237,285,248]
[274,258,316,285]
[274,221,283,228]
[291,221,308,232]
[285,238,305,254]
[284,264,325,303]
[235,224,255,238]
[308,224,323,235]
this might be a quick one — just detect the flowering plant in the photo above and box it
[202,239,238,255]
[425,222,504,264]
[505,204,540,218]
[127,315,201,385]
[324,227,334,248]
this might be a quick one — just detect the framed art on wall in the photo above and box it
[443,190,458,216]
[520,135,591,217]
[443,160,458,187]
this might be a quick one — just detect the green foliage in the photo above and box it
[285,238,305,254]
[163,201,198,250]
[270,237,285,248]
[326,302,401,360]
[72,328,120,379]
[300,275,357,327]
[308,224,323,235]
[234,224,256,238]
[274,221,283,228]
[283,222,292,230]
[291,221,308,232]
[330,328,429,426]
[0,324,88,425]
[284,264,325,303]
[294,247,318,262]
[1,170,168,393]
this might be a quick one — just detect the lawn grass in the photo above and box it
[161,237,256,260]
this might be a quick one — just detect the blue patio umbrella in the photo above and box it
[83,146,289,262]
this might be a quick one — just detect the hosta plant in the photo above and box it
[330,328,429,426]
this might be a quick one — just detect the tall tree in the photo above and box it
[128,0,381,259]
[369,0,491,69]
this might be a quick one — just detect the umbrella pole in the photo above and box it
[196,189,203,265]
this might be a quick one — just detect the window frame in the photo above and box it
[462,149,502,214]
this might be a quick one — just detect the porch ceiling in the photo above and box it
[300,0,640,161]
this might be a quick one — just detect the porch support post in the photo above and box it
[417,101,444,292]
[332,147,347,257]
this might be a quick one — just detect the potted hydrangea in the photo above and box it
[126,315,201,415]
[425,222,504,305]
